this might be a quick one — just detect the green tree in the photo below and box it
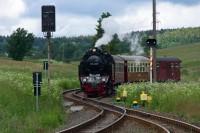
[7,28,34,61]
[104,34,131,55]
[107,34,121,54]
[93,12,111,46]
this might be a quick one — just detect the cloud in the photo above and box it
[11,18,41,36]
[46,1,200,36]
[0,0,26,19]
[54,14,97,37]
[158,2,200,29]
[108,1,200,34]
[1,1,200,37]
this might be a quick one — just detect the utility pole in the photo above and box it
[47,32,51,90]
[152,0,157,82]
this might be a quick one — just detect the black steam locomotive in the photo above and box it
[79,47,181,97]
[79,48,114,96]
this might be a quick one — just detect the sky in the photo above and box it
[0,0,200,37]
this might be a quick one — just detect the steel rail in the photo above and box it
[59,89,104,133]
[74,90,169,133]
[126,109,200,133]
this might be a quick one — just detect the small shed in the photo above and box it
[156,57,181,81]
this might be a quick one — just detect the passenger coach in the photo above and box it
[112,55,150,84]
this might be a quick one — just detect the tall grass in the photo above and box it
[0,58,79,132]
[117,82,200,123]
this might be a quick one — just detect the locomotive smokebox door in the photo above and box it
[146,39,157,47]
[42,5,56,32]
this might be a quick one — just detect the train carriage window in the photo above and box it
[128,63,133,72]
[140,63,142,72]
[171,63,174,68]
[141,63,145,72]
[116,63,124,72]
[144,63,148,72]
[175,63,180,68]
[131,63,134,72]
[119,63,122,72]
[128,63,131,72]
[136,63,139,72]
[156,63,160,68]
[121,63,124,72]
[116,63,119,72]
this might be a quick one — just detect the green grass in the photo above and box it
[117,82,200,123]
[158,43,200,81]
[0,58,79,132]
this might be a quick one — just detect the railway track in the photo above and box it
[59,89,174,133]
[126,109,200,133]
[99,96,200,133]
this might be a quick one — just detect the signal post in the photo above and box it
[41,5,56,90]
[146,39,157,83]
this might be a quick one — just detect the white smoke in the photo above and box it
[125,33,144,55]
[95,16,144,55]
[95,17,119,47]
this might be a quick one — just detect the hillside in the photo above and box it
[158,43,200,81]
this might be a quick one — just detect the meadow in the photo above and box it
[0,58,79,133]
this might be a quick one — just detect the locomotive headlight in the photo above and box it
[81,77,87,83]
[92,48,96,52]
[83,78,87,82]
[101,76,109,82]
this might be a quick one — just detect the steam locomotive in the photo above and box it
[79,47,181,97]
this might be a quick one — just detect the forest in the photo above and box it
[0,27,200,61]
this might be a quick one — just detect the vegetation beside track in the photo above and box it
[117,43,200,124]
[0,58,79,133]
[117,82,200,124]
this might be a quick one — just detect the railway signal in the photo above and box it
[41,5,56,90]
[146,39,157,47]
[146,39,157,83]
[42,5,55,32]
[33,72,42,111]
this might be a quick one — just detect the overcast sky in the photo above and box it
[0,0,200,37]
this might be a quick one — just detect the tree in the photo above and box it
[93,12,111,46]
[7,28,34,61]
[107,34,131,55]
